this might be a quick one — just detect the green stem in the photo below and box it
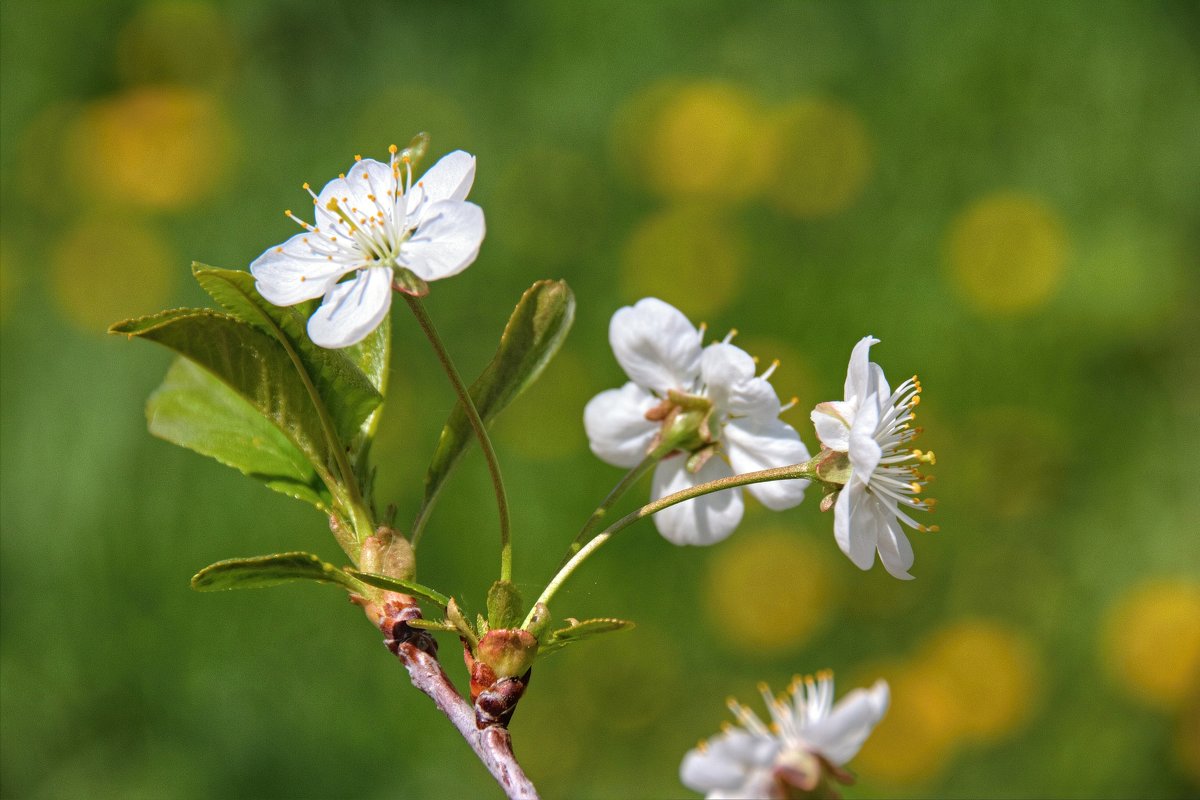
[404,293,513,583]
[559,443,674,567]
[523,460,819,627]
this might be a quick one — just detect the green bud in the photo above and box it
[486,580,524,630]
[524,602,551,639]
[359,526,416,581]
[477,629,539,678]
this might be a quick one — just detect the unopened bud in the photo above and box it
[478,629,539,678]
[359,526,416,581]
[815,448,852,485]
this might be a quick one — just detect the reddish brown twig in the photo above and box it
[366,596,539,800]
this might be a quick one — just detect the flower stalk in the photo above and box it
[404,293,513,582]
[525,457,822,627]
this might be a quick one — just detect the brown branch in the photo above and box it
[366,597,539,800]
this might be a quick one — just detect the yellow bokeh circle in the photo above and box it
[765,99,873,218]
[116,1,236,88]
[704,527,837,653]
[1102,579,1200,711]
[854,661,960,785]
[620,204,745,317]
[612,81,770,202]
[920,618,1041,741]
[52,218,175,332]
[69,86,236,210]
[945,192,1068,315]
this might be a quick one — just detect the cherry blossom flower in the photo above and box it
[251,143,485,348]
[584,298,809,545]
[681,672,889,800]
[811,337,937,580]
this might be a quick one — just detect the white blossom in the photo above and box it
[812,337,937,580]
[251,144,485,348]
[584,298,810,546]
[681,672,889,799]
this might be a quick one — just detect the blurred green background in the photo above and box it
[2,1,1199,797]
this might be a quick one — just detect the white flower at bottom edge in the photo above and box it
[811,337,937,580]
[583,298,810,546]
[680,672,889,800]
[250,143,485,348]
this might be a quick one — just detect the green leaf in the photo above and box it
[486,580,524,630]
[540,617,635,655]
[110,309,333,474]
[345,314,390,501]
[192,265,382,444]
[190,552,359,592]
[404,618,459,633]
[418,280,575,523]
[147,358,330,509]
[343,569,451,608]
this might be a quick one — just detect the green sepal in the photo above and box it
[486,580,524,630]
[190,552,360,592]
[343,569,450,608]
[147,358,330,509]
[416,280,575,528]
[539,617,635,655]
[192,265,382,444]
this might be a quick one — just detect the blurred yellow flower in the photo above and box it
[1102,579,1200,711]
[704,528,838,653]
[52,218,175,332]
[854,661,959,785]
[945,191,1068,316]
[620,204,745,317]
[765,99,873,219]
[69,86,236,210]
[116,1,236,88]
[613,81,770,202]
[921,618,1041,741]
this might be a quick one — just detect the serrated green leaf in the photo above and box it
[343,569,450,608]
[486,580,524,630]
[190,552,359,592]
[192,265,382,443]
[540,617,636,655]
[416,280,575,527]
[147,358,330,509]
[111,309,332,474]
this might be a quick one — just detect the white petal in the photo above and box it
[651,456,744,546]
[869,362,891,408]
[876,511,915,580]
[847,396,882,479]
[315,158,399,238]
[726,376,782,420]
[804,680,890,765]
[811,401,852,451]
[306,266,393,348]
[680,730,779,795]
[583,383,659,468]
[701,343,756,411]
[399,200,485,281]
[412,150,476,206]
[609,298,703,395]
[723,417,810,510]
[250,232,357,306]
[833,481,877,570]
[844,336,879,405]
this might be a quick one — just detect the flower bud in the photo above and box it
[477,629,539,678]
[359,526,416,581]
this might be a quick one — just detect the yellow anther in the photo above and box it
[769,722,781,733]
[757,681,770,693]
[354,154,362,161]
[919,524,941,533]
[338,173,345,179]
[910,394,922,407]
[697,740,709,753]
[302,182,311,191]
[275,247,283,253]
[388,144,398,155]
[285,209,293,216]
[910,482,923,494]
[752,355,760,364]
